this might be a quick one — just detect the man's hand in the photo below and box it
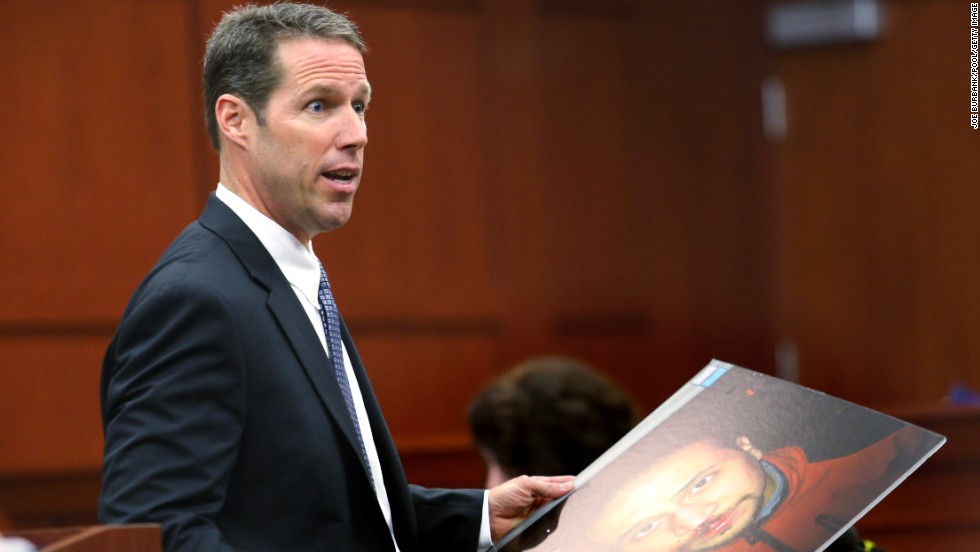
[488,475,575,541]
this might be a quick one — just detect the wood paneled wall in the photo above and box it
[0,0,976,544]
[771,0,980,407]
[0,0,206,530]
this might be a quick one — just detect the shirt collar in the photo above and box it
[215,183,322,307]
[756,459,789,522]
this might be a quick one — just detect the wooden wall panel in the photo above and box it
[624,0,774,396]
[506,6,638,315]
[478,1,676,401]
[771,0,980,405]
[0,0,206,529]
[351,332,501,439]
[0,0,203,324]
[477,0,557,348]
[0,0,202,453]
[471,0,773,411]
[0,472,100,530]
[0,336,105,473]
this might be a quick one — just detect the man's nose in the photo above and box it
[671,505,712,536]
[337,107,368,150]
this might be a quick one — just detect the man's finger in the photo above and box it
[524,475,575,496]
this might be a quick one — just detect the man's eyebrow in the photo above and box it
[301,83,340,96]
[298,82,371,101]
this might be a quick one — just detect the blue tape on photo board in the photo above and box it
[691,360,732,388]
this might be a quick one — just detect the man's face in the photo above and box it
[590,439,766,551]
[246,38,370,243]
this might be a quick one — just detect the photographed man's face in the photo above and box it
[247,38,371,243]
[589,439,766,551]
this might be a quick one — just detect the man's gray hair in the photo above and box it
[203,2,366,151]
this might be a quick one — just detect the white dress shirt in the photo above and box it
[215,184,492,551]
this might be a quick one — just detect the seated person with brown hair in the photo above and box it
[467,356,640,488]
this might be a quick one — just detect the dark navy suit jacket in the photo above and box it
[99,195,483,551]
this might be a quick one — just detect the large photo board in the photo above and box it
[492,360,946,552]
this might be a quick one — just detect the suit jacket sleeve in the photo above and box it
[409,485,486,550]
[100,278,246,551]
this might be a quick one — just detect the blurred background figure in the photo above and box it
[825,527,886,552]
[467,356,640,488]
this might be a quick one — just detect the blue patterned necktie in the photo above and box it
[317,264,374,488]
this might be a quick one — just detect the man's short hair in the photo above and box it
[203,2,367,151]
[468,357,639,477]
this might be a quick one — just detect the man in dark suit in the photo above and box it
[98,3,571,551]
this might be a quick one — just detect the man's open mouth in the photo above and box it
[698,508,737,539]
[323,170,356,182]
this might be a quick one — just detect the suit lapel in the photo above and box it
[341,318,417,548]
[198,195,373,484]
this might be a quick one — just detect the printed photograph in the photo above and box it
[493,362,945,552]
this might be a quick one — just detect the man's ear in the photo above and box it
[215,94,254,149]
[736,436,764,460]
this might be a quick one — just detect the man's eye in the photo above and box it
[307,100,325,113]
[352,101,366,115]
[632,517,664,540]
[691,473,715,494]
